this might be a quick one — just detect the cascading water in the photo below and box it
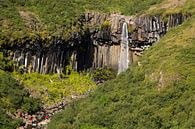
[118,22,129,74]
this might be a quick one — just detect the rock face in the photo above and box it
[92,43,121,71]
[8,38,74,74]
[3,12,191,74]
[80,12,190,71]
[132,13,191,45]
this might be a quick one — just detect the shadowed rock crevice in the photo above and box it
[1,12,190,74]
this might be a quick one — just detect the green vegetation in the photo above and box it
[0,52,13,71]
[0,0,163,44]
[13,71,96,106]
[48,11,195,129]
[146,0,195,16]
[0,70,41,113]
[92,68,116,83]
[1,0,195,129]
[100,20,111,31]
[0,51,95,128]
[0,70,41,129]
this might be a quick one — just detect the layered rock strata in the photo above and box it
[2,12,190,74]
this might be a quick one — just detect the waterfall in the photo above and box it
[118,22,129,74]
[24,54,28,68]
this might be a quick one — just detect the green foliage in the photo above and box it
[146,0,195,16]
[13,71,96,106]
[128,24,133,33]
[100,20,111,31]
[48,12,195,129]
[0,53,41,128]
[0,52,13,71]
[0,0,163,43]
[0,109,22,129]
[92,68,116,83]
[0,70,41,129]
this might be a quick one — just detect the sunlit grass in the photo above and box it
[13,71,96,106]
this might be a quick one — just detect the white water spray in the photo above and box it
[118,22,129,74]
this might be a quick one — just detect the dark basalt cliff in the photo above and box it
[1,12,191,74]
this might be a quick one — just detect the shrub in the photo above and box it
[0,70,41,128]
[92,68,116,83]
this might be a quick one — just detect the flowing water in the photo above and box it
[118,22,129,74]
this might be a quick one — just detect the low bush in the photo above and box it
[0,70,41,129]
[13,71,96,106]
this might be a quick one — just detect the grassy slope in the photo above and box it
[0,0,162,43]
[0,53,41,129]
[48,2,195,129]
[0,0,163,112]
[13,72,96,106]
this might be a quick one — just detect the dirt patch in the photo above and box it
[19,10,42,30]
[161,0,187,9]
[148,0,188,13]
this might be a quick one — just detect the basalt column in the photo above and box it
[76,30,94,71]
[92,42,121,71]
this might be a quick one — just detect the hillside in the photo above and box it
[0,0,195,128]
[0,0,162,43]
[48,1,195,129]
[0,53,41,129]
